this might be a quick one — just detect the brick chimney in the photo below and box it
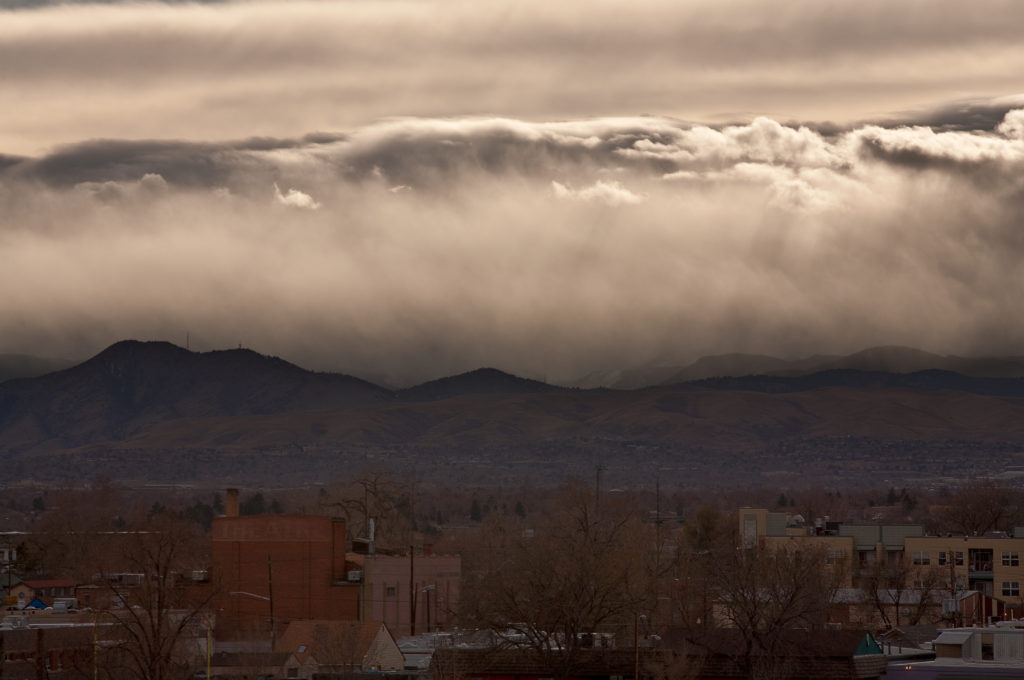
[331,518,347,581]
[226,488,239,517]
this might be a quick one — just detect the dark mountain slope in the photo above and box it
[5,341,1024,486]
[49,382,1024,487]
[0,340,390,450]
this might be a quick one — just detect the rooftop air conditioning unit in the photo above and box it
[2,616,29,629]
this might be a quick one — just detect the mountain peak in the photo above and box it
[399,367,558,401]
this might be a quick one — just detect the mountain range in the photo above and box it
[576,346,1024,389]
[2,341,1024,489]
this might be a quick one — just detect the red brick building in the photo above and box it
[211,499,360,647]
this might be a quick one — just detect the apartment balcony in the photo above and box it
[968,561,993,580]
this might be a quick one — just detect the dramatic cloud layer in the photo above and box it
[4,0,1024,154]
[3,111,1024,384]
[3,0,1024,384]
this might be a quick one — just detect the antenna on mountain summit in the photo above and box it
[186,332,190,351]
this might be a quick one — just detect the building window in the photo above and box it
[1002,581,1020,597]
[826,550,845,564]
[940,551,965,566]
[1003,552,1020,567]
[743,515,757,548]
[287,669,298,678]
[913,551,930,566]
[385,586,397,597]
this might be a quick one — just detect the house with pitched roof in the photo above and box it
[274,620,403,679]
[9,578,77,609]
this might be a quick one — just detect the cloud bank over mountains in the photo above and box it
[3,110,1024,385]
[3,0,1024,385]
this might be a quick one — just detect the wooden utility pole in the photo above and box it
[268,555,276,650]
[409,545,416,636]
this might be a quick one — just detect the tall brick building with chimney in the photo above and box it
[212,489,360,647]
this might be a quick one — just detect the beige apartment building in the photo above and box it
[739,508,924,587]
[738,508,1024,604]
[903,535,1024,603]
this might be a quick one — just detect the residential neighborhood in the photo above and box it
[5,484,1024,679]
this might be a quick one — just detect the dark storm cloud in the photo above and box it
[0,116,848,192]
[0,154,25,171]
[6,136,341,188]
[3,111,1024,385]
[856,134,1013,181]
[883,97,1024,133]
[0,119,683,191]
[851,115,1024,192]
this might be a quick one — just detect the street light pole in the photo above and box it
[228,587,275,651]
[205,616,212,680]
[633,612,639,680]
[633,613,647,680]
[422,585,435,633]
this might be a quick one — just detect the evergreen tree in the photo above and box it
[240,493,266,516]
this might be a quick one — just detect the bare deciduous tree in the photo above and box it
[463,481,653,680]
[934,481,1024,536]
[720,545,842,678]
[94,513,216,680]
[21,478,130,580]
[860,560,943,628]
[318,468,416,546]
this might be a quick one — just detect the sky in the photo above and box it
[2,0,1024,386]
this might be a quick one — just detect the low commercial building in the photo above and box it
[348,548,461,637]
[885,623,1024,677]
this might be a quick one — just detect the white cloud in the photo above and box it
[552,180,645,206]
[273,183,320,210]
[997,109,1024,140]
